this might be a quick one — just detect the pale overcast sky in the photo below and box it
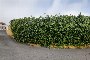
[0,0,90,24]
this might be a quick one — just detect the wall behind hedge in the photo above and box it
[10,13,90,47]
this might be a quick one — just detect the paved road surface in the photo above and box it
[0,30,90,60]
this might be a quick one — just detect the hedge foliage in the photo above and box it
[10,13,90,47]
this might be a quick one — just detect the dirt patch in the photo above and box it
[0,36,3,41]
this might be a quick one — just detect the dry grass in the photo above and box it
[28,43,41,47]
[49,45,90,49]
[6,26,13,37]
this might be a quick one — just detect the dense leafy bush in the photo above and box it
[10,13,90,47]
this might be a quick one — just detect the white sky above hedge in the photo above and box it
[0,0,90,24]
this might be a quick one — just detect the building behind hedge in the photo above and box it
[0,22,7,30]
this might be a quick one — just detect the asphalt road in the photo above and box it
[0,30,90,60]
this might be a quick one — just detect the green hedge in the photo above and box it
[10,13,90,47]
